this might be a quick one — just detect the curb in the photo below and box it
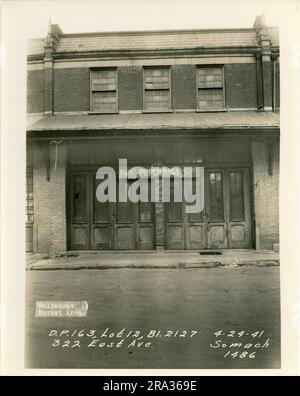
[26,260,280,271]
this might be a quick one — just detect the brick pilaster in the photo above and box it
[153,168,165,250]
[254,15,273,111]
[49,141,67,253]
[32,142,50,253]
[43,23,63,115]
[251,141,279,250]
[44,60,53,115]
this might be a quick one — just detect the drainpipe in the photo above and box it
[255,52,264,111]
[43,21,63,115]
[271,53,278,112]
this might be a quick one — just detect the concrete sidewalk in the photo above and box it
[26,250,279,270]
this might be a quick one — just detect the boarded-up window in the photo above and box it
[91,69,117,113]
[26,167,34,223]
[144,68,170,111]
[197,67,224,110]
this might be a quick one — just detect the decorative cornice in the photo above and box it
[29,47,261,62]
[53,46,262,61]
[253,15,271,44]
[271,52,279,61]
[43,23,63,60]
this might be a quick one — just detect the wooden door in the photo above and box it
[69,173,90,250]
[165,202,206,250]
[165,199,184,249]
[205,168,252,249]
[136,200,155,250]
[205,169,228,249]
[114,181,155,250]
[185,209,206,249]
[165,179,206,250]
[91,177,114,249]
[114,200,136,250]
[226,168,252,248]
[69,173,155,250]
[165,168,252,250]
[165,179,185,249]
[69,172,114,250]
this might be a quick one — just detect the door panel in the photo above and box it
[227,169,252,248]
[73,174,88,222]
[69,173,155,250]
[206,170,228,249]
[72,227,89,250]
[137,200,155,250]
[164,168,252,250]
[186,206,206,249]
[165,185,184,249]
[229,171,244,221]
[92,227,111,249]
[70,173,90,250]
[115,200,135,249]
[166,225,184,249]
[91,179,113,249]
[114,198,155,250]
[115,226,135,249]
[165,179,205,249]
[138,226,154,249]
[208,225,226,248]
[186,224,205,249]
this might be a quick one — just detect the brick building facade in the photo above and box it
[26,16,279,253]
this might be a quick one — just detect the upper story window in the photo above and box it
[143,67,171,112]
[90,69,117,113]
[197,66,225,111]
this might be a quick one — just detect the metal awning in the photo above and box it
[27,111,280,133]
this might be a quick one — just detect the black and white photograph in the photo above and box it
[1,0,299,376]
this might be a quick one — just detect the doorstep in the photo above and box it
[26,250,279,270]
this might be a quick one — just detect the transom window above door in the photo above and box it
[197,66,225,111]
[143,67,171,112]
[90,69,117,113]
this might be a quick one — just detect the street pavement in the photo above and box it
[25,266,280,369]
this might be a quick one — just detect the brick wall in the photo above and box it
[32,142,50,252]
[32,142,67,253]
[44,64,53,114]
[26,142,34,252]
[251,141,279,250]
[49,143,67,252]
[172,65,196,109]
[118,67,143,110]
[276,60,280,108]
[27,70,44,113]
[54,68,90,112]
[262,61,273,109]
[225,63,257,108]
[28,63,273,113]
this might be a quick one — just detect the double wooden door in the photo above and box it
[69,172,155,250]
[69,168,252,250]
[165,168,252,249]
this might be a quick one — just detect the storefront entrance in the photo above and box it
[68,172,155,250]
[165,168,252,249]
[68,167,252,250]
